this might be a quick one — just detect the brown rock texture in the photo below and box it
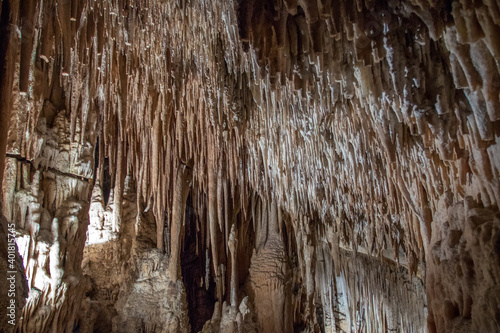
[0,0,499,332]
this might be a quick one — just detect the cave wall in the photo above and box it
[0,1,29,332]
[0,0,499,332]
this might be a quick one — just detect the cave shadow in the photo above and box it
[181,194,217,333]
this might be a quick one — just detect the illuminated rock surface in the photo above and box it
[0,0,499,332]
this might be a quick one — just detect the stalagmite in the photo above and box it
[228,223,238,308]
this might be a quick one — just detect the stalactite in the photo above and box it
[169,164,191,281]
[113,137,125,233]
[207,133,222,303]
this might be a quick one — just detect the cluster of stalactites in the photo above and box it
[3,0,500,331]
[234,0,500,274]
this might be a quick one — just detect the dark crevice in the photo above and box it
[102,157,111,206]
[0,0,11,83]
[93,137,100,181]
[181,194,217,333]
[92,305,115,333]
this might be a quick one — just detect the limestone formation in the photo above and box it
[0,0,499,332]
